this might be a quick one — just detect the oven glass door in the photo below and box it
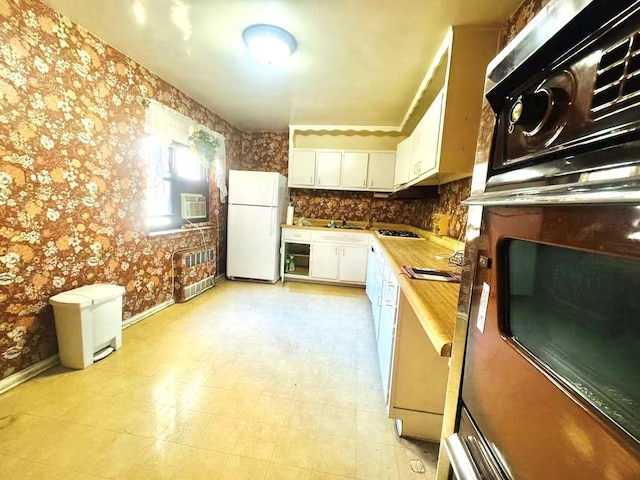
[505,239,640,443]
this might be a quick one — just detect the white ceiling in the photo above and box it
[41,0,523,132]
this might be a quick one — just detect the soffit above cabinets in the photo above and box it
[41,0,522,132]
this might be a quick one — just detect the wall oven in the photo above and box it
[446,0,640,478]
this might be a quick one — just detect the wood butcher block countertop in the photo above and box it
[282,220,460,357]
[375,234,460,357]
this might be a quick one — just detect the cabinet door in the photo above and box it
[339,245,369,283]
[378,271,399,405]
[368,152,396,191]
[316,152,342,187]
[394,137,412,187]
[378,297,397,406]
[310,242,339,280]
[341,152,369,189]
[365,245,377,302]
[372,264,383,340]
[410,91,443,181]
[418,91,444,177]
[289,150,316,186]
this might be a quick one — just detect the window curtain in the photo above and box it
[145,99,227,202]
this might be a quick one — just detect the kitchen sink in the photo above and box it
[325,224,365,230]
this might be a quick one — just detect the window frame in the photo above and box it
[145,140,210,232]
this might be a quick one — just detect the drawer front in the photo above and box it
[282,229,312,242]
[312,231,371,245]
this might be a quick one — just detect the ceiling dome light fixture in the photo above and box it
[243,24,297,66]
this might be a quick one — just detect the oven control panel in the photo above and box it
[490,3,640,185]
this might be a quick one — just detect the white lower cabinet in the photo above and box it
[365,241,384,340]
[365,240,450,442]
[388,291,450,441]
[283,228,371,285]
[309,242,339,280]
[338,245,369,283]
[378,264,399,406]
[365,245,377,303]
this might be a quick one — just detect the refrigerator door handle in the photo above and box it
[271,177,277,206]
[270,207,276,236]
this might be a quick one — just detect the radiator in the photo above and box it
[173,247,216,302]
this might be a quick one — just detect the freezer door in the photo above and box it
[227,204,280,282]
[228,170,280,207]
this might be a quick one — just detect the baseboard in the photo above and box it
[0,355,60,395]
[0,300,176,395]
[122,299,175,329]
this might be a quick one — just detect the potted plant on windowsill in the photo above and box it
[188,130,220,167]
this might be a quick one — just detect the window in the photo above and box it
[145,139,209,231]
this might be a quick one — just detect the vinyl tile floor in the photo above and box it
[0,280,439,479]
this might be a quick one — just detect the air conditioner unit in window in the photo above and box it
[180,193,207,220]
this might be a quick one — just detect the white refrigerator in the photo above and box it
[226,170,288,283]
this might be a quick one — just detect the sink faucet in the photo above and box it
[342,218,347,227]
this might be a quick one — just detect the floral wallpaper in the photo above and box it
[504,0,548,45]
[410,178,472,239]
[0,0,242,380]
[239,132,289,176]
[291,189,417,225]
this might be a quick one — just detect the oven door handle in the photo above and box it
[445,434,481,480]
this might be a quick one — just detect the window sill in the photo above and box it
[148,225,217,238]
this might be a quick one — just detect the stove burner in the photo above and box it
[377,229,421,238]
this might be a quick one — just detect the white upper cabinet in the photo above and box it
[316,151,342,187]
[394,137,412,188]
[409,91,444,183]
[368,152,396,191]
[394,26,501,189]
[289,150,316,187]
[341,152,369,188]
[288,149,396,191]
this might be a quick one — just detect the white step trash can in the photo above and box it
[50,284,125,369]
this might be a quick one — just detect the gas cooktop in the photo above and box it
[376,229,423,239]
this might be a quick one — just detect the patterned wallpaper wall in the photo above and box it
[239,132,289,176]
[0,0,241,379]
[291,189,418,225]
[504,0,547,44]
